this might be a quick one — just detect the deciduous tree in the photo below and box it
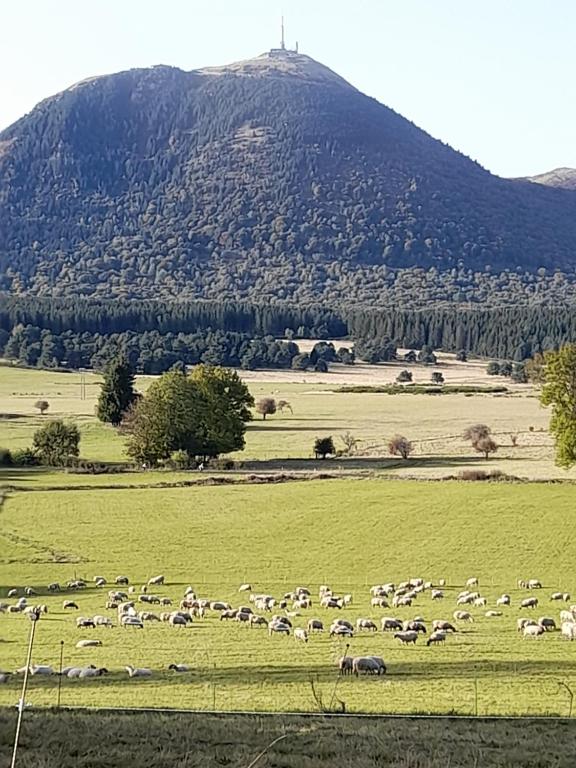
[541,344,576,467]
[32,420,80,466]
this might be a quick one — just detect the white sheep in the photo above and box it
[523,624,544,638]
[76,639,102,648]
[466,577,478,588]
[125,665,152,678]
[551,592,570,602]
[520,597,538,609]
[30,665,54,676]
[356,618,378,632]
[485,610,502,618]
[353,656,386,676]
[393,630,418,644]
[561,622,576,640]
[381,617,403,632]
[294,628,309,643]
[426,630,447,646]
[338,656,353,675]
[474,597,487,607]
[432,620,456,632]
[148,575,165,586]
[79,667,108,678]
[453,611,474,622]
[560,610,575,624]
[496,595,511,607]
[431,590,444,600]
[268,620,290,636]
[517,618,537,631]
[527,579,542,589]
[371,596,389,609]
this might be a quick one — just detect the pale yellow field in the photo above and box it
[0,360,572,481]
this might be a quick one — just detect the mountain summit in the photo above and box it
[1,49,575,303]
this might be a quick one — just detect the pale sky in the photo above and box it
[0,0,574,178]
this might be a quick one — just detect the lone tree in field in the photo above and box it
[474,436,498,459]
[97,356,137,427]
[32,420,80,466]
[388,435,413,459]
[463,424,491,445]
[396,370,413,383]
[314,436,335,459]
[541,344,576,467]
[256,397,277,420]
[340,431,359,455]
[431,372,444,384]
[34,399,49,415]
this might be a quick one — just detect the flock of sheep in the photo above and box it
[2,572,576,684]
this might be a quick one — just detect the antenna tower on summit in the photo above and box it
[281,16,285,50]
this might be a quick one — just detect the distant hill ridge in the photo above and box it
[1,48,576,304]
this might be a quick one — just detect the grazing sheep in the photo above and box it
[220,609,238,621]
[95,578,107,588]
[496,595,511,607]
[371,597,389,609]
[320,596,343,609]
[523,624,545,638]
[48,583,61,592]
[518,579,527,589]
[93,616,113,627]
[438,579,446,587]
[160,598,172,606]
[210,601,231,611]
[342,594,353,606]
[392,596,413,608]
[249,615,268,628]
[24,587,37,597]
[466,577,478,588]
[329,624,353,638]
[426,630,447,646]
[338,656,353,675]
[394,630,418,645]
[238,583,252,592]
[381,617,403,632]
[268,620,290,636]
[93,575,106,584]
[168,664,191,672]
[138,612,161,622]
[76,617,96,629]
[307,619,324,633]
[235,612,252,624]
[561,622,576,640]
[169,613,190,627]
[294,628,309,643]
[121,616,144,629]
[403,620,426,634]
[431,590,444,600]
[560,610,575,624]
[125,665,152,678]
[538,617,556,631]
[432,620,456,633]
[474,597,487,607]
[7,589,17,598]
[115,576,130,585]
[355,618,376,632]
[272,615,292,627]
[353,656,386,676]
[485,610,502,618]
[453,611,474,622]
[551,592,571,602]
[148,575,165,586]
[63,601,79,610]
[517,618,537,632]
[520,597,539,609]
[456,595,475,606]
[527,579,542,589]
[332,619,354,631]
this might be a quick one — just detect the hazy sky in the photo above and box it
[1,1,574,177]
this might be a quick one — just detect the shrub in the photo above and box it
[314,359,329,373]
[396,370,413,383]
[487,361,501,375]
[388,435,413,459]
[170,449,193,470]
[0,447,13,466]
[32,420,80,466]
[431,371,444,384]
[314,436,335,459]
[209,457,235,470]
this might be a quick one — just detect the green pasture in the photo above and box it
[1,479,576,716]
[1,365,573,480]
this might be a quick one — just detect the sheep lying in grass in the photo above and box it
[76,639,102,648]
[125,665,152,678]
[168,664,190,672]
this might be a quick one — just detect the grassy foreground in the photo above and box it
[2,708,576,768]
[2,479,576,716]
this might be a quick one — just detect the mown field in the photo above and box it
[0,364,572,481]
[2,708,576,768]
[1,480,576,716]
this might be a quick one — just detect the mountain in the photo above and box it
[523,167,576,191]
[1,48,576,305]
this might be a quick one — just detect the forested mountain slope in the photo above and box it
[1,50,576,304]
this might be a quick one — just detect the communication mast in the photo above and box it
[281,15,285,50]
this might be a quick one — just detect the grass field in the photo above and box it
[0,364,573,481]
[1,479,576,716]
[2,709,576,768]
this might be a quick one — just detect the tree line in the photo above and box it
[2,296,576,365]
